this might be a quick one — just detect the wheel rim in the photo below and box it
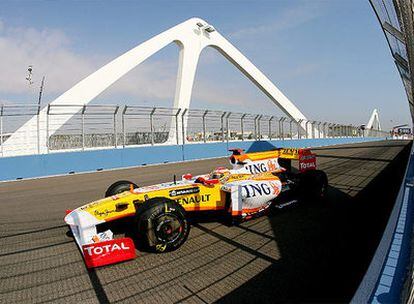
[320,182,327,197]
[154,214,184,244]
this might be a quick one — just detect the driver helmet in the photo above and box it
[210,167,230,180]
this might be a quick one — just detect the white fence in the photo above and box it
[0,104,388,157]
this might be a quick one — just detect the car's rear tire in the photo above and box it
[298,170,328,201]
[105,180,138,197]
[134,197,190,253]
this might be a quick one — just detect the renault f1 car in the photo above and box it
[64,148,327,268]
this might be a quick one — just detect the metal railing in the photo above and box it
[0,103,389,157]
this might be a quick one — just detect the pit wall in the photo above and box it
[0,137,385,182]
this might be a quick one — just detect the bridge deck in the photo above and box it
[0,140,410,303]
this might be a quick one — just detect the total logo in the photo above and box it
[83,241,130,256]
[82,238,136,268]
[299,154,316,172]
[299,162,316,170]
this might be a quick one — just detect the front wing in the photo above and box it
[65,210,136,268]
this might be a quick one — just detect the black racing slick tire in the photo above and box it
[298,170,328,202]
[134,197,190,253]
[105,180,138,197]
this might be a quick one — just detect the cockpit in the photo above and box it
[208,167,230,180]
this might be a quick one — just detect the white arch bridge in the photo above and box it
[1,18,383,156]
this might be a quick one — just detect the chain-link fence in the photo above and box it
[0,103,389,157]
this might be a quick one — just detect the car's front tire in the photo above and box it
[134,197,190,253]
[105,180,138,197]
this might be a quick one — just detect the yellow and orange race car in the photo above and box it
[64,147,327,268]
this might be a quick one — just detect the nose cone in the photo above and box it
[64,211,76,226]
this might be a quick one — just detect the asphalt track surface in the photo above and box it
[0,140,411,303]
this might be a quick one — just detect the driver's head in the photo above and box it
[210,167,230,180]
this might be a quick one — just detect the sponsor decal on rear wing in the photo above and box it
[298,152,317,172]
[229,147,317,172]
[230,147,314,161]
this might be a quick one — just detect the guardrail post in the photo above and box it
[114,106,119,148]
[306,121,311,139]
[36,104,41,154]
[81,105,86,150]
[175,108,181,145]
[278,117,283,139]
[281,117,286,139]
[257,115,263,140]
[202,110,208,143]
[269,117,274,140]
[0,104,3,157]
[150,107,156,146]
[297,119,303,139]
[122,105,127,147]
[317,122,322,138]
[220,112,227,142]
[46,104,50,153]
[181,108,188,145]
[311,121,316,139]
[252,114,258,140]
[226,112,231,142]
[241,114,246,141]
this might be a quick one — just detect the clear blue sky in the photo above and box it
[0,0,410,129]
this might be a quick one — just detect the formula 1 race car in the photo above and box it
[64,147,327,268]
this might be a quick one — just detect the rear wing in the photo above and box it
[229,148,317,172]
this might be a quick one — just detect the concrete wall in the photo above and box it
[0,137,385,182]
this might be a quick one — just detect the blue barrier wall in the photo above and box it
[351,142,414,303]
[0,137,385,182]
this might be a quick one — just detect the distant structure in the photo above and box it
[3,17,309,156]
[366,109,381,130]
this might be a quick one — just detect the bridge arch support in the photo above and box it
[3,17,309,156]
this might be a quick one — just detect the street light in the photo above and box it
[26,65,33,85]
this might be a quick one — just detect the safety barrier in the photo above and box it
[352,143,414,303]
[0,103,388,157]
[0,137,385,182]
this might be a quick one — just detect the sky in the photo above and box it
[0,0,410,130]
